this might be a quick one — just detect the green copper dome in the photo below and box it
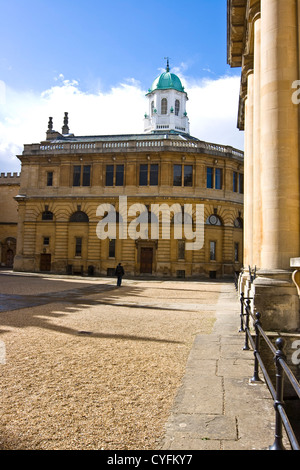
[147,61,185,94]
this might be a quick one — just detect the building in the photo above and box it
[0,172,20,267]
[13,63,244,279]
[227,0,300,331]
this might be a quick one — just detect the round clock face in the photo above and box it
[209,215,218,225]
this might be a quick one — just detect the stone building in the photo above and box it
[0,172,19,267]
[13,64,244,279]
[227,0,300,331]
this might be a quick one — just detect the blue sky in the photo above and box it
[0,0,243,172]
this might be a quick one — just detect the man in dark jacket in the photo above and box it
[115,263,125,286]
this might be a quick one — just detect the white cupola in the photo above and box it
[144,60,190,135]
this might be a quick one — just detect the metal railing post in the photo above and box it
[251,312,262,383]
[270,338,286,451]
[243,298,251,351]
[239,292,245,332]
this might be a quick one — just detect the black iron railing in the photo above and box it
[234,266,256,291]
[240,294,300,451]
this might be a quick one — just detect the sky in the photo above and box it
[0,0,243,173]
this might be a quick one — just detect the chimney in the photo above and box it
[62,112,70,134]
[46,117,54,140]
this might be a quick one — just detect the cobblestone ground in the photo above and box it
[0,272,218,450]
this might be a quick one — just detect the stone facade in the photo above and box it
[13,123,244,279]
[227,0,300,331]
[0,172,20,267]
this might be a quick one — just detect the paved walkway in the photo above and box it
[161,283,288,451]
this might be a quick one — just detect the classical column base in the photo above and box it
[250,270,300,332]
[238,268,250,296]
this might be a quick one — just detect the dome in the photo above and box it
[149,71,185,93]
[147,61,185,94]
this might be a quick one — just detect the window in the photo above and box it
[43,237,50,246]
[105,164,124,187]
[173,164,193,187]
[207,167,213,189]
[184,165,193,187]
[73,166,81,186]
[109,239,116,258]
[47,172,53,187]
[73,165,91,186]
[234,217,243,229]
[238,173,244,194]
[215,168,222,190]
[151,101,155,115]
[175,99,180,116]
[233,171,244,193]
[206,214,222,226]
[106,165,114,186]
[178,240,185,260]
[75,237,82,257]
[173,165,182,186]
[42,210,54,221]
[115,165,124,186]
[207,167,222,190]
[210,241,216,261]
[161,98,168,114]
[149,164,158,186]
[234,243,239,262]
[82,165,91,186]
[233,171,238,192]
[69,211,89,222]
[139,164,148,186]
[139,164,159,186]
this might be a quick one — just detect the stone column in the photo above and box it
[260,0,299,269]
[253,0,300,331]
[244,71,254,269]
[252,15,262,270]
[239,70,254,296]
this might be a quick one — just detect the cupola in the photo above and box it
[144,59,190,135]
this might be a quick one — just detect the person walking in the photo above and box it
[115,262,125,287]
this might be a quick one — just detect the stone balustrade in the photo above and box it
[22,138,244,160]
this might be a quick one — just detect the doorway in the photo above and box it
[40,254,51,272]
[6,249,14,267]
[140,247,153,274]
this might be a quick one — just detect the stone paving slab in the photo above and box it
[165,414,238,441]
[173,375,224,415]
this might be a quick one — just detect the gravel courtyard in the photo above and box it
[0,272,219,450]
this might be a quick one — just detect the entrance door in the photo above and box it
[140,247,153,274]
[40,254,51,272]
[6,249,14,267]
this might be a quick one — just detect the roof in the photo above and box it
[148,71,185,94]
[227,0,247,67]
[21,130,244,163]
[51,130,199,143]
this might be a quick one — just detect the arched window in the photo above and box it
[234,217,243,228]
[175,99,180,116]
[161,98,167,115]
[42,210,54,221]
[151,101,155,116]
[206,214,222,226]
[98,211,123,224]
[69,211,89,222]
